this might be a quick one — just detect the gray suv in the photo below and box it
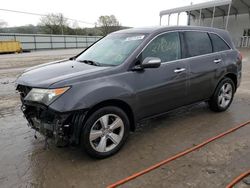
[16,26,242,158]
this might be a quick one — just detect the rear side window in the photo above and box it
[141,32,181,62]
[184,31,212,57]
[209,33,230,52]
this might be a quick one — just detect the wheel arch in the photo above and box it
[84,99,136,132]
[224,73,237,91]
[208,73,236,112]
[213,73,237,96]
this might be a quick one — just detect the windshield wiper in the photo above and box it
[77,60,101,66]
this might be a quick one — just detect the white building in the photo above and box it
[159,0,250,47]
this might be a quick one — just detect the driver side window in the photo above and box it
[141,32,181,63]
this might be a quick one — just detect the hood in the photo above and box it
[16,59,110,88]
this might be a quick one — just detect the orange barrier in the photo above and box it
[107,120,250,188]
[226,169,250,188]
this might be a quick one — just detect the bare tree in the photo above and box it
[39,13,68,34]
[97,15,121,35]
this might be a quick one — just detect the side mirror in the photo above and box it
[132,57,161,71]
[141,57,161,69]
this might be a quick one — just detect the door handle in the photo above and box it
[214,59,222,63]
[174,68,186,73]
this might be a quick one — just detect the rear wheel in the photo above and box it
[208,78,235,112]
[81,106,130,159]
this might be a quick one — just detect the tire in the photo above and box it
[81,106,130,159]
[208,78,235,112]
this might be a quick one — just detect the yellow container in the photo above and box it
[0,41,22,53]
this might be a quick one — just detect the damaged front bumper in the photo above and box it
[21,103,72,146]
[17,85,86,146]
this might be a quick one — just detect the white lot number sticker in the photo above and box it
[125,35,145,41]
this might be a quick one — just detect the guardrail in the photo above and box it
[0,33,102,51]
[240,36,250,48]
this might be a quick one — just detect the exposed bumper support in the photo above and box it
[21,102,87,146]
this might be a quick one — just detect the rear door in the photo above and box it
[209,32,235,86]
[209,32,235,68]
[181,31,224,103]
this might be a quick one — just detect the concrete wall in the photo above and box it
[190,13,250,47]
[0,33,102,51]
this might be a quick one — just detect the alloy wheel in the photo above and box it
[89,114,125,153]
[218,83,233,108]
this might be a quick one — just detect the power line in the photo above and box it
[0,8,95,25]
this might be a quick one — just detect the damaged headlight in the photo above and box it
[25,87,70,105]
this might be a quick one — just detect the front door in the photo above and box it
[133,32,189,119]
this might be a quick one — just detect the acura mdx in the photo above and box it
[16,26,242,158]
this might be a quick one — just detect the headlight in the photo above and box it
[24,87,70,105]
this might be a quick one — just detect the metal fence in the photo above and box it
[0,33,102,51]
[240,36,250,48]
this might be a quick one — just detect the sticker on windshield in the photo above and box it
[125,35,145,41]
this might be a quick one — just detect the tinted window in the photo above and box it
[141,32,181,62]
[184,31,212,57]
[209,33,230,52]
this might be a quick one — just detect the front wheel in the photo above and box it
[81,106,130,159]
[208,78,235,112]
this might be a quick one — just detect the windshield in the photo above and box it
[76,33,147,66]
